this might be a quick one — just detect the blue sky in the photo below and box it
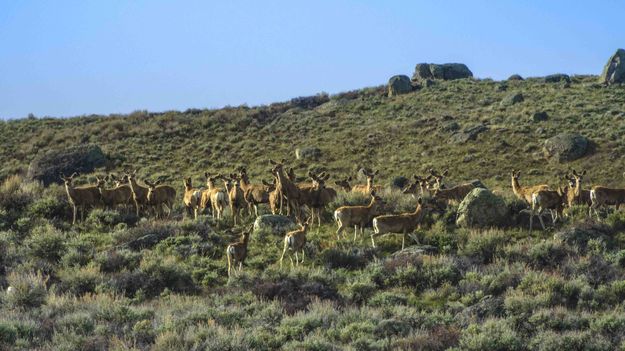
[0,1,623,119]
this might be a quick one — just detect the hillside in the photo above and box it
[2,75,625,189]
[2,74,625,350]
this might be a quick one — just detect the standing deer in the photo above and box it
[279,218,310,268]
[224,174,246,226]
[183,177,203,219]
[352,168,382,194]
[262,179,280,215]
[226,228,251,277]
[334,191,384,241]
[334,177,353,192]
[562,169,591,208]
[95,176,133,212]
[402,175,433,198]
[60,173,102,224]
[298,172,337,227]
[126,171,150,217]
[238,168,269,217]
[371,197,433,250]
[588,173,625,219]
[510,170,550,205]
[269,159,302,219]
[528,189,565,232]
[200,173,228,220]
[144,180,176,219]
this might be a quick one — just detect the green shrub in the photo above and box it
[529,330,612,351]
[459,319,522,351]
[318,248,371,270]
[5,271,48,308]
[459,229,508,264]
[96,249,142,273]
[57,266,100,296]
[26,224,66,263]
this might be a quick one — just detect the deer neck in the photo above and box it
[240,175,251,189]
[511,177,523,198]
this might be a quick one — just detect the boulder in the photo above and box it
[387,75,413,97]
[543,133,589,162]
[449,123,488,144]
[544,74,571,83]
[253,215,297,235]
[412,63,473,82]
[530,111,549,122]
[295,146,321,161]
[600,48,625,85]
[27,144,107,186]
[456,188,509,228]
[507,74,524,81]
[500,92,524,106]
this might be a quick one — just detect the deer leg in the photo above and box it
[301,249,305,265]
[353,225,358,242]
[71,204,77,225]
[402,230,408,250]
[336,223,344,240]
[295,252,299,266]
[537,209,546,230]
[371,233,377,248]
[238,261,242,273]
[227,254,232,278]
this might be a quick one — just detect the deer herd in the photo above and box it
[59,162,625,276]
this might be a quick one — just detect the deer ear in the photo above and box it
[442,170,449,176]
[417,197,423,204]
[581,170,587,176]
[374,170,379,176]
[281,158,287,164]
[347,176,353,181]
[269,159,276,165]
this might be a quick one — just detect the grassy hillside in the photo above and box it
[1,75,625,350]
[2,75,624,189]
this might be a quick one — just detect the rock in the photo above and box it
[449,123,488,144]
[456,188,509,228]
[391,245,438,257]
[507,74,524,81]
[544,74,571,83]
[387,75,413,97]
[27,144,107,186]
[530,111,549,122]
[412,63,473,82]
[600,48,625,85]
[295,146,321,160]
[543,133,589,162]
[422,78,436,88]
[253,215,297,235]
[439,121,460,133]
[500,92,524,106]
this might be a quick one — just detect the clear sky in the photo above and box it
[0,1,623,119]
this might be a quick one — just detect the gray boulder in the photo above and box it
[600,48,625,85]
[412,63,473,82]
[457,188,509,228]
[543,133,589,162]
[295,146,321,161]
[387,75,413,97]
[530,111,549,122]
[27,144,107,186]
[544,74,571,83]
[507,74,524,81]
[500,92,524,106]
[253,215,297,235]
[449,123,488,144]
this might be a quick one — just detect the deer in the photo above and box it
[226,228,251,277]
[224,174,246,226]
[402,175,434,198]
[510,170,550,205]
[298,172,337,227]
[334,191,385,241]
[430,182,478,205]
[279,217,310,268]
[95,176,133,212]
[528,189,565,232]
[200,173,228,220]
[588,173,625,219]
[238,168,269,217]
[334,176,353,192]
[144,180,176,219]
[269,159,302,219]
[261,179,280,215]
[562,169,591,208]
[126,171,151,217]
[183,177,203,219]
[60,173,102,224]
[371,197,433,250]
[352,168,382,194]
[428,169,449,190]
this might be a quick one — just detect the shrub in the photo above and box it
[458,319,523,351]
[96,249,142,273]
[85,209,125,230]
[5,271,48,308]
[459,229,507,264]
[26,224,66,263]
[318,248,372,270]
[57,266,101,296]
[529,330,612,351]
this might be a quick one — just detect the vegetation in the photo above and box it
[0,75,625,349]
